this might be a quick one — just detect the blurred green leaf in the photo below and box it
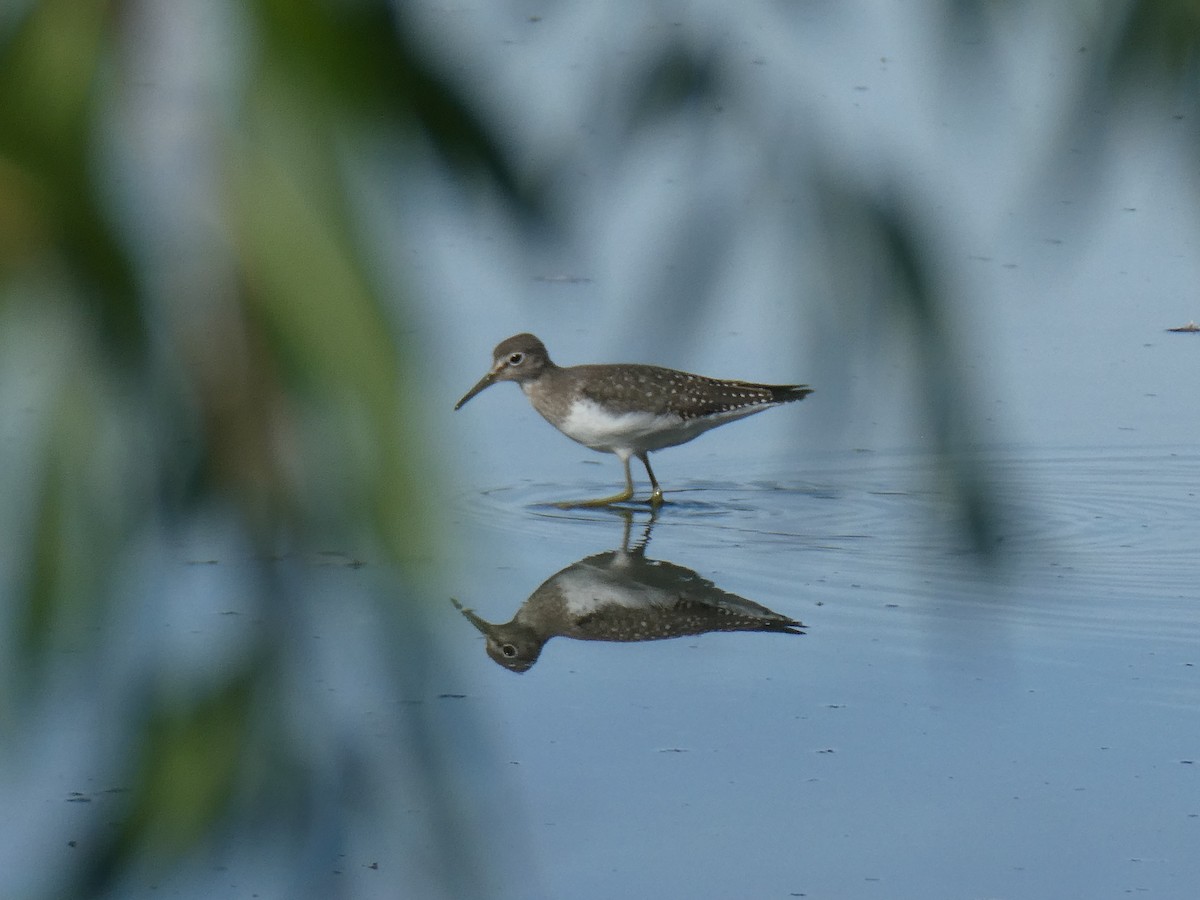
[80,668,260,894]
[626,43,722,132]
[13,336,127,698]
[251,0,535,208]
[1113,0,1200,77]
[0,0,142,354]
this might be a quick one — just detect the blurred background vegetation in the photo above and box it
[1,0,1197,897]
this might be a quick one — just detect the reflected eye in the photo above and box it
[501,644,518,658]
[507,352,525,366]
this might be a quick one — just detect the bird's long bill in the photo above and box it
[453,371,496,410]
[451,599,491,635]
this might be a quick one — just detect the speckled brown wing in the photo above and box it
[575,364,812,420]
[570,599,804,641]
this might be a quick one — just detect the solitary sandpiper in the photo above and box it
[452,512,804,672]
[454,333,813,507]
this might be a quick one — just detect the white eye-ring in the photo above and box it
[507,352,525,366]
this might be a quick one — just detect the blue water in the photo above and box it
[4,2,1200,898]
[441,447,1199,900]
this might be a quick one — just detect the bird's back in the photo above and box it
[573,364,811,419]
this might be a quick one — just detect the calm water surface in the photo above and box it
[442,445,1199,900]
[4,3,1199,898]
[22,443,1195,899]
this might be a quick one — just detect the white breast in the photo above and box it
[555,398,675,453]
[553,559,671,615]
[554,397,767,454]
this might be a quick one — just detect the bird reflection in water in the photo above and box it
[452,511,804,672]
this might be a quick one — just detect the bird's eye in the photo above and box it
[501,644,518,658]
[507,352,525,366]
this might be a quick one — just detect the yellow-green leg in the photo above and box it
[554,455,636,508]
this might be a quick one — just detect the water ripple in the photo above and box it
[453,447,1200,644]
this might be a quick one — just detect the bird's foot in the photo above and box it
[552,487,636,509]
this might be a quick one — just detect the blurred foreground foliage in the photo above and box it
[1,0,528,896]
[1,0,1198,897]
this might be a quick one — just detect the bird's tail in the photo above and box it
[769,384,813,403]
